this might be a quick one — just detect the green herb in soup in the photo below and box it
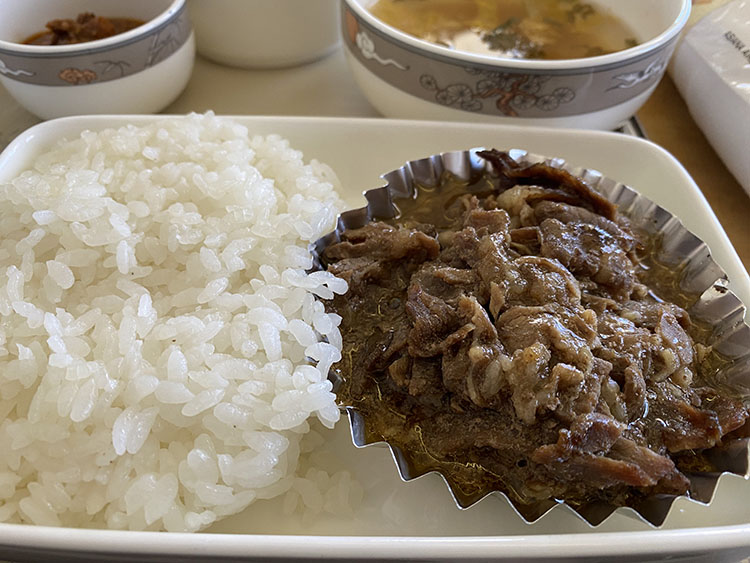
[369,0,638,60]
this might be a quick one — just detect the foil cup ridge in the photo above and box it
[313,148,750,528]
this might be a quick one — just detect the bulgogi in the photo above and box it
[323,149,749,509]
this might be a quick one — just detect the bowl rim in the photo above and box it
[0,0,184,53]
[343,0,691,71]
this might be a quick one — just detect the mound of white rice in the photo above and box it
[0,112,348,531]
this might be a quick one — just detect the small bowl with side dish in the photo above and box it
[342,0,690,130]
[0,0,194,119]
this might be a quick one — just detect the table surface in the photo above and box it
[1,47,748,274]
[636,75,750,275]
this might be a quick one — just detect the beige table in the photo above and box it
[637,76,750,273]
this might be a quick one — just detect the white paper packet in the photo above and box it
[671,0,750,194]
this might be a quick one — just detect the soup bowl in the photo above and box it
[0,0,194,119]
[342,0,691,130]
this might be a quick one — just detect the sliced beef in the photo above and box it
[324,222,439,262]
[326,256,388,291]
[478,148,618,220]
[494,305,600,424]
[418,406,541,459]
[555,357,610,424]
[509,226,542,257]
[598,300,695,390]
[491,185,556,228]
[326,150,748,511]
[619,299,691,329]
[408,262,480,305]
[697,390,750,436]
[532,431,687,493]
[597,312,652,420]
[405,281,463,358]
[651,310,695,385]
[387,354,411,388]
[537,413,625,456]
[324,222,440,296]
[539,218,636,299]
[503,256,582,310]
[439,227,490,268]
[441,296,505,407]
[533,200,637,252]
[463,207,511,235]
[496,306,597,367]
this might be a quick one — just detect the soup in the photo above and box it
[369,0,639,60]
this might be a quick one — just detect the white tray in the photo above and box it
[0,115,748,562]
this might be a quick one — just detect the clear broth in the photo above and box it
[369,0,639,60]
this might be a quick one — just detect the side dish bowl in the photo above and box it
[342,0,691,130]
[0,0,194,119]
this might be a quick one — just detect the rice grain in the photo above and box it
[0,113,348,531]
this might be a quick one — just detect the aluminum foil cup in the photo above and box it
[311,148,750,527]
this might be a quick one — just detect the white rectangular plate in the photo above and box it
[0,115,748,562]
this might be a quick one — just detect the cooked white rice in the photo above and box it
[0,112,348,531]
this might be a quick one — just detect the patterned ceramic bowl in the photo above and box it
[342,0,691,130]
[0,0,194,119]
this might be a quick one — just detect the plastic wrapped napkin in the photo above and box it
[672,0,750,194]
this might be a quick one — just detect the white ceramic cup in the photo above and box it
[188,0,341,69]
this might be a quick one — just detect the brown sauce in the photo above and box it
[22,13,144,46]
